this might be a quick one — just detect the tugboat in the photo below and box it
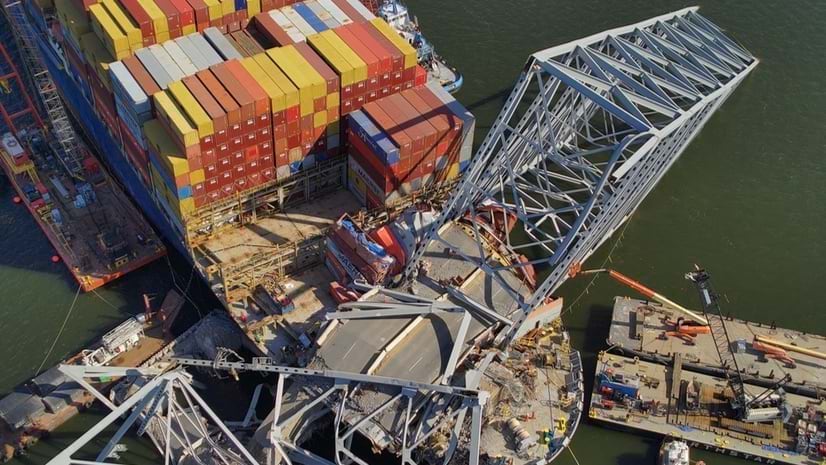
[375,0,464,93]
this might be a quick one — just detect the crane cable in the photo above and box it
[561,216,633,317]
[36,282,82,375]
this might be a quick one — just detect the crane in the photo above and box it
[685,267,788,422]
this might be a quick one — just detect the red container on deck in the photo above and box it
[120,0,155,46]
[153,0,182,37]
[184,0,210,30]
[197,69,242,139]
[169,0,195,31]
[253,12,293,47]
[212,62,257,125]
[362,100,413,160]
[334,25,380,93]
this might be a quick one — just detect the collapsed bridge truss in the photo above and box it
[403,6,757,345]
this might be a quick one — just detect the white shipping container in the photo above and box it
[175,36,209,71]
[188,34,224,66]
[109,61,151,115]
[1,133,25,158]
[136,48,173,89]
[282,6,316,38]
[203,27,243,60]
[317,0,352,26]
[149,45,186,83]
[270,10,306,43]
[343,0,374,20]
[163,41,198,76]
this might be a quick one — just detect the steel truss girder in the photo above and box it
[402,7,757,346]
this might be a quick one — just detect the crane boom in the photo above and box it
[685,268,749,415]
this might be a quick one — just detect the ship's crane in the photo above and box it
[686,267,788,422]
[1,0,86,180]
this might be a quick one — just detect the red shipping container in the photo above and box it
[198,69,242,129]
[414,65,427,87]
[245,145,259,161]
[262,167,275,180]
[362,22,403,77]
[211,63,256,123]
[122,56,162,97]
[362,100,413,159]
[335,26,380,88]
[120,0,155,46]
[153,0,182,34]
[253,12,293,47]
[168,0,195,29]
[184,0,209,30]
[225,60,270,120]
[206,177,220,192]
[218,156,232,172]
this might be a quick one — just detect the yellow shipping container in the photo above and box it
[100,0,142,51]
[89,4,130,59]
[136,0,168,34]
[144,120,191,177]
[55,0,91,42]
[168,81,214,138]
[202,0,222,21]
[279,46,325,99]
[241,58,286,113]
[182,24,197,35]
[80,33,115,88]
[220,0,234,17]
[370,18,416,69]
[307,33,354,87]
[189,169,205,184]
[319,30,367,83]
[246,0,260,18]
[267,47,314,117]
[153,91,200,148]
[253,53,299,110]
[326,92,339,109]
[313,111,326,129]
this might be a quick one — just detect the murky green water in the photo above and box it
[2,0,825,463]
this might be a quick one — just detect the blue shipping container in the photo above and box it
[293,3,328,32]
[348,110,400,165]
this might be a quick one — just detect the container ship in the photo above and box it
[11,0,475,353]
[0,14,165,291]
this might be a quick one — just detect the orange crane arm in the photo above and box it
[754,335,826,361]
[577,268,709,325]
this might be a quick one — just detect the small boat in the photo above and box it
[376,0,464,93]
[658,439,690,465]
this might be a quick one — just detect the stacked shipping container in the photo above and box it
[52,0,470,228]
[347,84,474,207]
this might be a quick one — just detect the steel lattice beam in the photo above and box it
[403,6,757,345]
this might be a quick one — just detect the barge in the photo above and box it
[588,269,826,465]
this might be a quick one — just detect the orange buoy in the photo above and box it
[51,255,61,263]
[13,196,22,204]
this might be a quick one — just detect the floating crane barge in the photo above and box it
[590,270,826,464]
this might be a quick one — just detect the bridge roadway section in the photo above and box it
[314,222,535,383]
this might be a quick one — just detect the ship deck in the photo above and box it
[589,353,820,465]
[1,154,165,292]
[607,297,826,396]
[195,190,361,270]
